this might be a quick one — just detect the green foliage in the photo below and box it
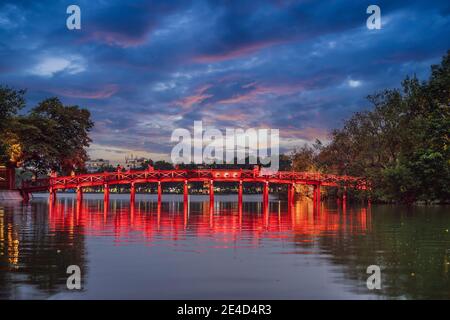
[151,160,174,170]
[0,86,26,126]
[0,143,7,165]
[0,86,26,164]
[381,164,418,203]
[24,98,94,175]
[290,144,317,172]
[0,91,94,176]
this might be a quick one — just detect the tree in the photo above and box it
[153,160,174,170]
[290,144,318,172]
[16,98,94,176]
[0,86,26,165]
[403,51,450,202]
[316,50,450,203]
[0,86,25,128]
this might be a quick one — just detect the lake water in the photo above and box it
[0,194,449,299]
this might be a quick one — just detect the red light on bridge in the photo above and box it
[214,171,241,179]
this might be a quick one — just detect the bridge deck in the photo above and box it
[21,168,368,193]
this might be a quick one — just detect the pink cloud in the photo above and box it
[175,84,213,109]
[205,109,253,122]
[53,84,119,99]
[216,83,305,105]
[252,120,329,141]
[192,39,290,63]
[81,30,150,48]
[174,74,336,113]
[280,127,329,141]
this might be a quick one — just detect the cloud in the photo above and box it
[84,30,151,48]
[0,0,449,162]
[192,39,290,63]
[0,4,25,29]
[79,1,191,48]
[348,79,362,88]
[51,84,118,99]
[30,55,86,77]
[175,85,213,109]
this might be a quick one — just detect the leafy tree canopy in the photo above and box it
[0,90,93,176]
[296,51,450,203]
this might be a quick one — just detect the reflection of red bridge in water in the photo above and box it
[48,200,370,242]
[22,167,370,205]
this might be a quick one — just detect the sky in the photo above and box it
[0,0,449,164]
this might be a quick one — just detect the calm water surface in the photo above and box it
[0,194,449,299]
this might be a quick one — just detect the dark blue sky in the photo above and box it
[1,0,449,162]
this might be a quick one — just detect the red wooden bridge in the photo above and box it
[21,166,369,205]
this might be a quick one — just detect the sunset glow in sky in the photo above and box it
[1,1,449,163]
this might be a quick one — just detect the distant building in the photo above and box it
[125,154,149,169]
[86,159,110,172]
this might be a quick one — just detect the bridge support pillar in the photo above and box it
[76,186,83,201]
[49,187,56,202]
[287,184,292,205]
[342,187,347,213]
[103,184,109,202]
[209,197,214,217]
[313,184,321,204]
[103,196,108,218]
[263,181,269,206]
[238,180,243,214]
[317,184,321,204]
[288,183,295,206]
[209,180,214,203]
[130,182,136,203]
[130,198,135,220]
[157,181,162,203]
[184,198,188,228]
[238,180,243,204]
[263,181,269,217]
[184,180,188,204]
